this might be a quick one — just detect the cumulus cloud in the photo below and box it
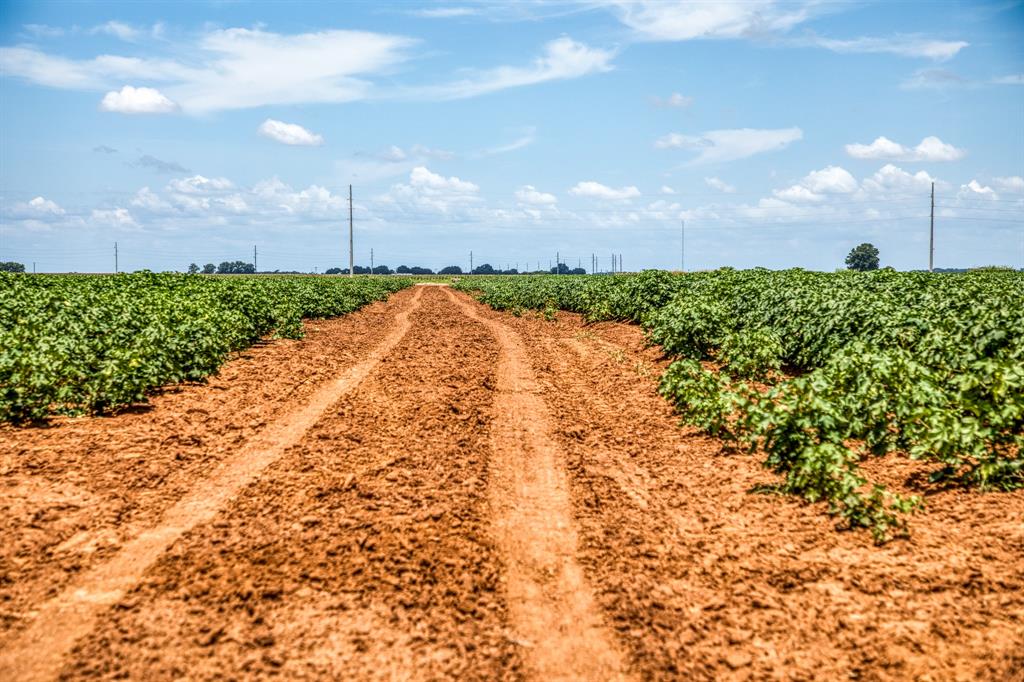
[375,166,482,215]
[656,127,803,163]
[769,165,857,202]
[704,177,736,193]
[416,37,615,99]
[860,163,935,194]
[130,187,173,212]
[100,85,177,113]
[258,119,324,146]
[845,135,965,162]
[569,181,641,201]
[91,207,138,228]
[14,196,66,217]
[652,92,693,108]
[515,185,557,205]
[660,185,676,194]
[92,21,142,42]
[958,180,998,200]
[168,175,234,194]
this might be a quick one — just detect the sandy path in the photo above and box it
[447,288,630,681]
[0,287,424,682]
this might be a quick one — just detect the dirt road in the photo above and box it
[1,285,1021,680]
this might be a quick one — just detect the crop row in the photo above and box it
[0,272,411,422]
[454,269,1024,541]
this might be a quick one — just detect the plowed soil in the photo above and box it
[1,285,1022,681]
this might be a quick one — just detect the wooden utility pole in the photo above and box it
[556,251,559,274]
[470,251,473,274]
[348,184,354,277]
[114,242,118,273]
[253,245,257,273]
[371,248,374,274]
[929,182,935,272]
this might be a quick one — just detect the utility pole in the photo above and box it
[556,251,559,275]
[348,184,354,277]
[619,254,623,273]
[32,262,36,274]
[929,182,935,272]
[371,248,374,274]
[254,245,257,273]
[470,250,473,274]
[114,242,118,273]
[682,220,687,271]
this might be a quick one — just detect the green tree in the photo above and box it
[845,243,880,271]
[201,263,216,274]
[0,262,26,273]
[187,263,200,274]
[439,265,463,275]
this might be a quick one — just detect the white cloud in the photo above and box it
[375,166,482,215]
[417,37,615,99]
[258,119,324,146]
[608,0,814,41]
[958,180,998,201]
[1,28,415,114]
[845,135,965,162]
[168,175,234,194]
[774,184,824,202]
[811,35,968,61]
[411,7,479,18]
[129,187,173,212]
[656,127,802,163]
[569,181,641,201]
[92,21,142,42]
[993,176,1024,193]
[91,207,138,228]
[652,92,693,108]
[99,85,177,114]
[901,68,970,91]
[802,166,858,193]
[660,185,676,194]
[23,24,64,38]
[992,74,1024,85]
[15,196,66,217]
[515,185,557,205]
[704,177,736,193]
[861,164,936,194]
[481,128,536,155]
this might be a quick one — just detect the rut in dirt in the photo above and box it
[448,288,631,681]
[0,287,425,682]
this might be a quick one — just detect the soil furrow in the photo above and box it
[0,287,425,682]
[446,288,631,682]
[499,305,1024,681]
[53,286,520,680]
[1,287,420,639]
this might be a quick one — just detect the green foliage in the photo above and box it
[456,268,1024,542]
[1,262,26,273]
[845,242,880,271]
[0,272,410,422]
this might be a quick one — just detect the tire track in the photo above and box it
[446,288,631,682]
[0,286,425,682]
[58,286,519,680]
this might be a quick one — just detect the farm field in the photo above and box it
[1,277,1022,680]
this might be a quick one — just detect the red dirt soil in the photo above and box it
[1,285,1021,681]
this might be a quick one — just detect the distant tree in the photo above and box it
[501,268,519,275]
[845,243,880,271]
[353,265,372,274]
[187,263,200,274]
[325,267,343,275]
[549,263,571,275]
[217,261,256,274]
[409,266,434,275]
[0,261,26,273]
[396,265,411,274]
[472,263,496,275]
[439,265,463,275]
[372,265,392,275]
[569,267,586,275]
[201,263,216,274]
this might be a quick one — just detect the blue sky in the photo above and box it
[1,0,1022,273]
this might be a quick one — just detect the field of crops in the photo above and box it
[0,272,411,422]
[455,269,1024,541]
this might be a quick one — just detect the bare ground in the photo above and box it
[1,285,1021,681]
